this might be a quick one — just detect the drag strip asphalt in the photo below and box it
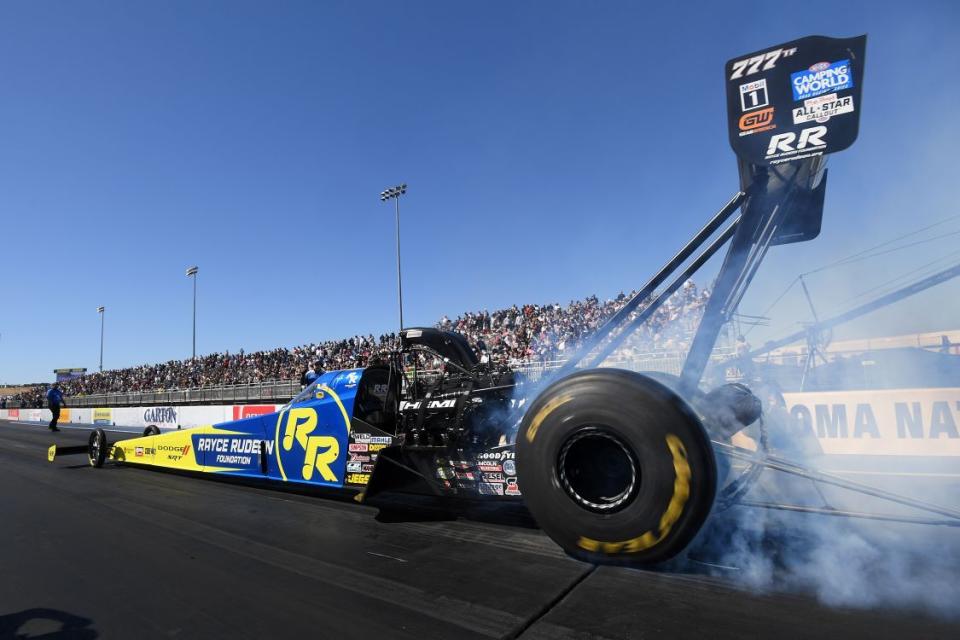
[1,420,956,639]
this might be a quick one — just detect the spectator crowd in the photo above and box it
[5,283,711,404]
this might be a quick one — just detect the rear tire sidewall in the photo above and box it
[517,369,716,565]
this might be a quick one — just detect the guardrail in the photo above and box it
[63,379,302,408]
[6,349,738,409]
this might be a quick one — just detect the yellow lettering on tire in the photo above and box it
[525,394,573,443]
[577,433,692,554]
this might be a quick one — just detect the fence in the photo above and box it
[64,379,301,408]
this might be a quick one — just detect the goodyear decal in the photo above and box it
[577,434,691,554]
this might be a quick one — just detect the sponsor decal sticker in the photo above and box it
[477,464,502,473]
[437,467,456,480]
[477,451,515,461]
[739,79,769,112]
[502,459,517,476]
[157,444,193,461]
[143,407,178,425]
[729,46,796,80]
[195,436,274,468]
[334,371,362,389]
[738,107,776,136]
[765,125,828,163]
[791,93,854,124]
[352,435,392,444]
[790,59,853,101]
[349,443,368,452]
[400,399,457,411]
[232,405,276,420]
[505,477,521,496]
[276,403,346,484]
[346,473,370,485]
[479,482,504,496]
[347,461,362,473]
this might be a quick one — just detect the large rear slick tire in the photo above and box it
[516,369,716,566]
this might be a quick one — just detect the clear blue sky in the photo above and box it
[2,0,958,383]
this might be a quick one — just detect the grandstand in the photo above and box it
[6,279,957,408]
[4,283,714,408]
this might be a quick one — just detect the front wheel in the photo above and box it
[88,428,108,468]
[516,369,716,566]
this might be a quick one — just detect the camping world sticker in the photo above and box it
[790,60,853,101]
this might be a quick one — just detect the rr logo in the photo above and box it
[282,407,339,482]
[766,125,827,156]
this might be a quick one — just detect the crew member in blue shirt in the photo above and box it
[46,384,67,432]
[300,361,323,388]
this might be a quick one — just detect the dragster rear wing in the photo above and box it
[559,34,867,393]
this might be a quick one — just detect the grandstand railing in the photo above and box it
[9,349,737,409]
[64,379,302,408]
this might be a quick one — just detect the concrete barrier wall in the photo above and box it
[3,389,960,456]
[0,404,282,431]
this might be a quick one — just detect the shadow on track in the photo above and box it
[0,607,97,639]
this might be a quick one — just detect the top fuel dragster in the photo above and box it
[48,34,960,565]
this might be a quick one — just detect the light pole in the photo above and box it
[186,266,198,359]
[96,306,105,371]
[379,184,407,332]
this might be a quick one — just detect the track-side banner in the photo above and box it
[784,388,960,456]
[726,34,867,165]
[0,405,282,430]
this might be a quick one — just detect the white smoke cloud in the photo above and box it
[694,428,960,619]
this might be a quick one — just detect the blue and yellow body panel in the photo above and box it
[108,369,369,489]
